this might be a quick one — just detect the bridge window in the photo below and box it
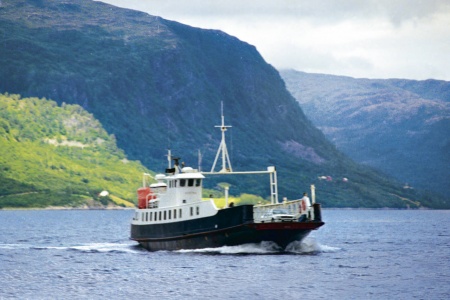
[188,179,194,187]
[196,179,201,187]
[180,179,186,187]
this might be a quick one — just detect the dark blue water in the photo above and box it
[0,209,449,299]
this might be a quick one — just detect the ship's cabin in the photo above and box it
[155,167,205,207]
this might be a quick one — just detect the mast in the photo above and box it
[204,103,278,204]
[210,102,233,173]
[166,149,172,169]
[198,149,202,172]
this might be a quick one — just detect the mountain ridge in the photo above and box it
[281,69,450,199]
[0,0,446,208]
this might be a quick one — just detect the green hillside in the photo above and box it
[0,93,147,209]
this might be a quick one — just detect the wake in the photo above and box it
[175,237,341,255]
[285,237,341,254]
[1,238,340,255]
[0,242,140,254]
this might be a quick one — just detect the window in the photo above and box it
[188,179,194,187]
[164,211,167,220]
[196,206,200,215]
[196,179,201,187]
[159,211,162,221]
[174,180,177,187]
[141,212,144,222]
[174,209,177,219]
[179,209,182,218]
[150,212,153,221]
[180,179,186,187]
[146,212,148,222]
[190,207,193,216]
[168,210,171,219]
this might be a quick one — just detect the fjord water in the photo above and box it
[0,210,448,299]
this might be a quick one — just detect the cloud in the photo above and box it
[99,0,450,80]
[106,0,450,25]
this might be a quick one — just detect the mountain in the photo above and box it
[0,0,446,208]
[280,70,450,199]
[0,93,147,209]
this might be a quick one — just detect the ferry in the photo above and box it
[130,113,324,251]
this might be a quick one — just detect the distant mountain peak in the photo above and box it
[281,69,450,201]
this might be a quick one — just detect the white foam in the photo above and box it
[174,238,342,255]
[176,241,282,254]
[0,242,139,253]
[0,243,30,250]
[286,237,341,254]
[68,242,138,253]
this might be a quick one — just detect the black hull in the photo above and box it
[130,205,324,251]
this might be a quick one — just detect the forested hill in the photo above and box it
[0,93,147,209]
[280,70,450,200]
[0,0,446,208]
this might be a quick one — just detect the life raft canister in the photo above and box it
[137,187,152,209]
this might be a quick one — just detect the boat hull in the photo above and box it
[130,205,324,251]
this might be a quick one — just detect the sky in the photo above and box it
[100,0,450,81]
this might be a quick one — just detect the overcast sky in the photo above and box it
[100,0,450,81]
